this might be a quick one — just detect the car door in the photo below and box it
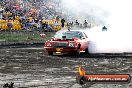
[78,32,87,51]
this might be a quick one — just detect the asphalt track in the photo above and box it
[0,45,132,88]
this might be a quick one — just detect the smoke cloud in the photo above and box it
[61,0,132,53]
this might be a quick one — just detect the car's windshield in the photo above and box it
[54,31,83,39]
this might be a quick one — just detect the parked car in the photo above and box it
[44,30,89,55]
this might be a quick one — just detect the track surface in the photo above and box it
[0,46,132,88]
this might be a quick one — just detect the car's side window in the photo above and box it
[78,32,84,39]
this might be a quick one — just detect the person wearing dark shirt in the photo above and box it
[61,18,65,28]
[83,20,88,28]
[75,20,79,26]
[102,26,107,31]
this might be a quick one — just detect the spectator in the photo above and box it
[75,20,79,27]
[42,22,48,30]
[102,26,107,31]
[7,21,13,30]
[83,20,88,28]
[61,18,65,27]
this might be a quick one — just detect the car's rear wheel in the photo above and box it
[85,48,90,54]
[48,51,53,55]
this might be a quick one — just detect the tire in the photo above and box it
[85,48,92,57]
[75,44,81,56]
[48,52,53,55]
[85,48,90,54]
[75,49,80,56]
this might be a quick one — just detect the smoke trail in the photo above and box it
[61,0,132,53]
[61,0,110,25]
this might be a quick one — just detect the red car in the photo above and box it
[44,30,89,55]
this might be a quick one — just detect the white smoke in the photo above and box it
[61,0,110,24]
[61,0,132,53]
[86,27,132,53]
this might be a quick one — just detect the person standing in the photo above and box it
[61,18,65,28]
[83,20,88,28]
[75,20,79,27]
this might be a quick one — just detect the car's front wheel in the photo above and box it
[75,49,80,56]
[48,51,53,55]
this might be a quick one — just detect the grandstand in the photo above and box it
[0,0,63,31]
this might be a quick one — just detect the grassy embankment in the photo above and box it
[0,31,55,44]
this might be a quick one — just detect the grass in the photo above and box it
[0,31,55,43]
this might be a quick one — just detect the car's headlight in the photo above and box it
[69,42,74,47]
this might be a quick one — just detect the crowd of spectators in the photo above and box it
[0,0,91,31]
[0,0,61,19]
[0,0,63,31]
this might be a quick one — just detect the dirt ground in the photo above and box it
[0,46,132,88]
